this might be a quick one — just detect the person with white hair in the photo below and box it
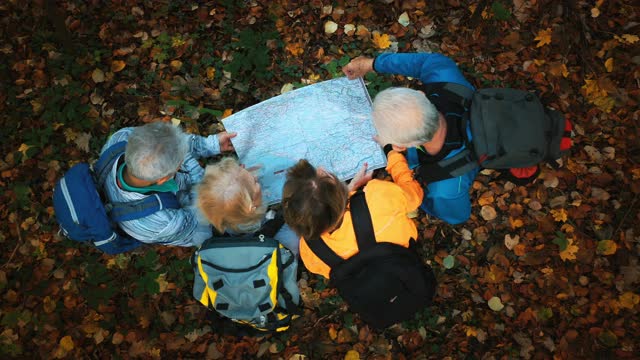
[100,121,236,247]
[342,53,477,224]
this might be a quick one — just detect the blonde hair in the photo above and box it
[196,157,265,233]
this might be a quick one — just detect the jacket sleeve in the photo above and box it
[187,134,222,159]
[119,206,212,247]
[385,150,424,211]
[374,53,474,90]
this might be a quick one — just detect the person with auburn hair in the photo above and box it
[196,157,299,254]
[281,149,423,278]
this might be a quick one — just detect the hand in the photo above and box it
[342,56,375,80]
[348,162,373,192]
[217,131,237,152]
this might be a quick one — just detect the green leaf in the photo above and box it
[135,250,159,269]
[552,232,568,251]
[134,272,160,297]
[598,329,617,347]
[537,307,553,321]
[491,1,511,21]
[443,255,455,269]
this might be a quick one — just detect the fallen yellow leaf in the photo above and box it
[509,217,524,229]
[514,243,527,256]
[534,28,552,48]
[619,292,639,309]
[156,273,169,293]
[372,32,391,49]
[328,326,337,340]
[551,208,568,222]
[285,42,304,57]
[43,296,57,313]
[582,79,615,113]
[170,60,183,70]
[111,60,126,72]
[465,326,479,336]
[559,238,578,261]
[591,7,600,17]
[344,349,360,360]
[222,109,233,119]
[17,143,31,158]
[621,34,639,44]
[60,335,74,352]
[596,240,617,255]
[604,58,613,72]
[206,67,216,80]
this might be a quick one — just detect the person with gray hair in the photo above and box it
[342,53,477,224]
[100,121,237,247]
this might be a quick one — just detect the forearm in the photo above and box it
[386,151,424,210]
[374,53,474,89]
[187,134,221,158]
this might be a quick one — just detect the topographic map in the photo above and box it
[222,77,387,205]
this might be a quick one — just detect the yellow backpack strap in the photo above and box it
[196,254,218,308]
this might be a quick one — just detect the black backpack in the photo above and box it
[306,190,436,329]
[414,82,572,183]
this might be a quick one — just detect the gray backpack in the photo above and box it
[415,82,572,183]
[192,222,300,332]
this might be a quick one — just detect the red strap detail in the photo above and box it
[509,166,538,179]
[558,118,573,151]
[564,118,572,132]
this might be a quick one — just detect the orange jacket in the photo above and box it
[299,151,423,278]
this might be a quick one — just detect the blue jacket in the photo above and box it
[374,53,478,224]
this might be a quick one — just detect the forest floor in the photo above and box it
[1,0,639,359]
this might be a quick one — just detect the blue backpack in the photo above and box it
[53,141,180,254]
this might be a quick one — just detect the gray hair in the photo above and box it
[372,87,439,147]
[125,122,189,181]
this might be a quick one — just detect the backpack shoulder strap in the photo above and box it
[110,192,180,222]
[306,237,344,268]
[415,148,479,183]
[256,210,285,238]
[349,189,377,250]
[94,141,127,189]
[423,82,474,109]
[306,189,377,268]
[94,140,181,222]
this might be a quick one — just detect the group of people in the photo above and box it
[93,51,563,328]
[101,52,483,263]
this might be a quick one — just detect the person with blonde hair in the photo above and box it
[196,157,299,254]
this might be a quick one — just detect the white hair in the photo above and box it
[372,87,439,147]
[125,122,189,181]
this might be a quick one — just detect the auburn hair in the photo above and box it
[282,159,349,241]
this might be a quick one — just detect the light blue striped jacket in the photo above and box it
[100,127,221,247]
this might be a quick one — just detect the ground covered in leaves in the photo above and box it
[1,0,639,359]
